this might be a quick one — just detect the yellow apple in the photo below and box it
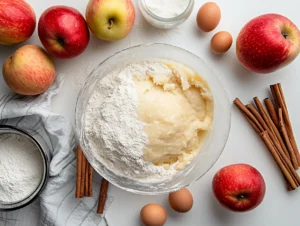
[86,0,135,41]
[2,45,56,95]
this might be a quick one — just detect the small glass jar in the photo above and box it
[138,0,195,29]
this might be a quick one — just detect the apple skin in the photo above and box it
[212,164,266,212]
[0,0,36,45]
[86,0,135,41]
[236,14,300,74]
[38,6,90,59]
[2,44,56,95]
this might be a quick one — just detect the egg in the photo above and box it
[140,204,167,226]
[210,31,233,54]
[169,188,193,213]
[197,2,221,32]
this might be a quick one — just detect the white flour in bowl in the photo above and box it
[0,133,44,203]
[84,62,177,182]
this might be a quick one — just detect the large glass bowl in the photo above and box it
[75,43,231,195]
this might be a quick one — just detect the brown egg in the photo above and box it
[169,188,193,213]
[140,204,167,226]
[197,2,221,32]
[210,31,233,54]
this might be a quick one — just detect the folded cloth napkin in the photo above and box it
[0,77,112,226]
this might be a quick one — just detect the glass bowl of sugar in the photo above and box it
[138,0,195,29]
[0,125,48,211]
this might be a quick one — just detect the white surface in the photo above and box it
[1,0,300,225]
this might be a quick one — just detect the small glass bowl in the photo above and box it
[138,0,195,29]
[0,125,49,211]
[76,43,231,195]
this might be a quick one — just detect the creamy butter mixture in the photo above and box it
[135,63,213,170]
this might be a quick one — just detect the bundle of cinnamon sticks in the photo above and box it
[76,146,93,198]
[234,83,300,191]
[75,146,109,214]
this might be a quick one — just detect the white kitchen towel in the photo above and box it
[0,77,112,226]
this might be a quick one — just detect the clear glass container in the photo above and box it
[0,125,49,211]
[76,43,231,195]
[138,0,195,29]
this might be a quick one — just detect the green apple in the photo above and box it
[86,0,135,41]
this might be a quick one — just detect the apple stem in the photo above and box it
[108,19,114,30]
[237,194,248,201]
[57,38,64,47]
[282,33,288,39]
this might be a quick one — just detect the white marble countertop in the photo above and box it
[1,0,300,225]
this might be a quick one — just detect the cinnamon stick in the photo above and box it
[264,98,279,127]
[270,85,279,108]
[241,111,261,135]
[276,84,300,166]
[234,101,261,135]
[85,162,89,197]
[287,182,293,191]
[76,146,83,198]
[233,98,264,132]
[281,160,297,190]
[278,84,287,108]
[261,131,297,190]
[246,104,268,132]
[87,163,93,197]
[278,108,298,169]
[80,152,87,197]
[253,97,290,160]
[97,179,109,214]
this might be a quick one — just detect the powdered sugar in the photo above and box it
[0,133,44,203]
[84,62,177,182]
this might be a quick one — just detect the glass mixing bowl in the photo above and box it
[76,43,231,195]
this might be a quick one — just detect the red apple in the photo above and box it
[0,0,36,45]
[212,164,266,212]
[2,45,56,95]
[236,14,300,74]
[38,6,90,59]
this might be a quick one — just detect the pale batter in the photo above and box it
[134,62,213,170]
